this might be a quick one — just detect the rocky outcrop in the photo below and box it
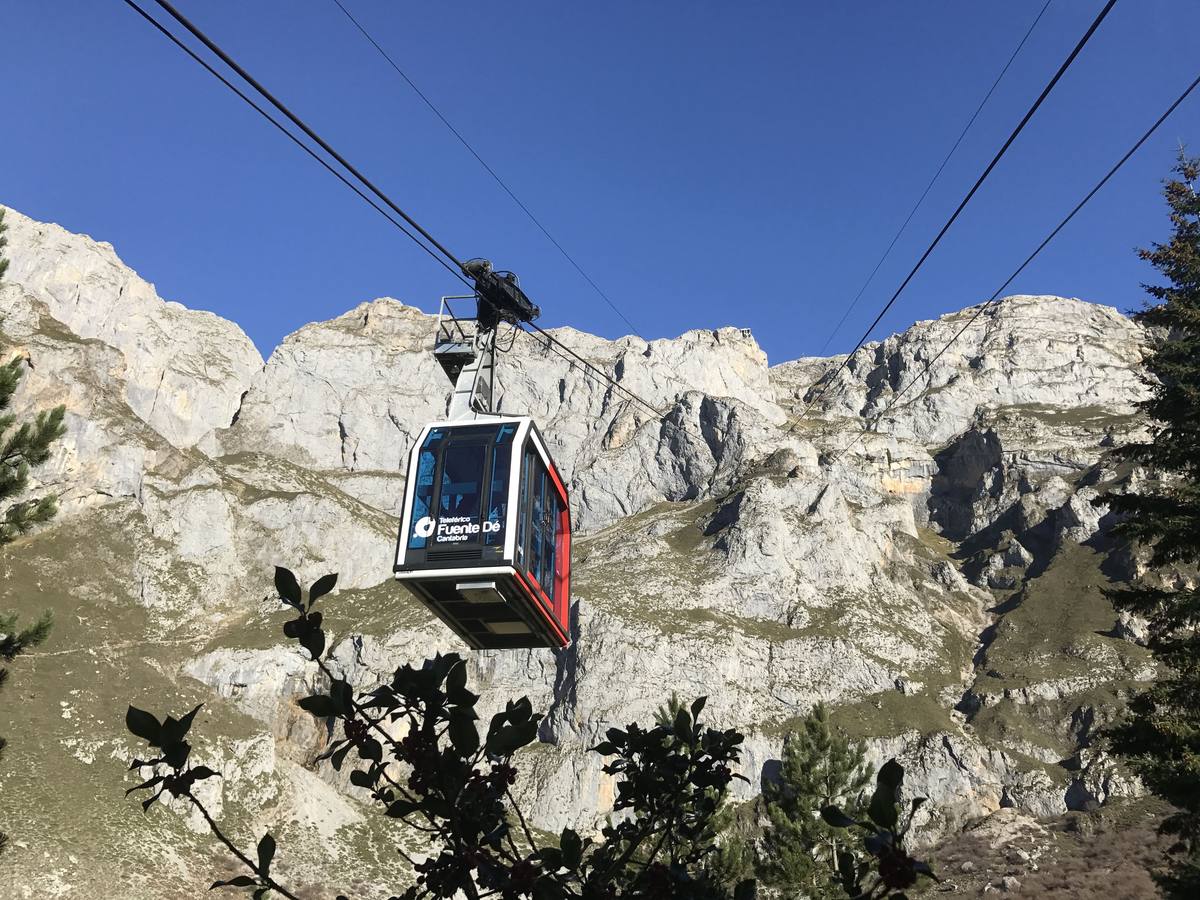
[0,206,262,449]
[0,208,1155,897]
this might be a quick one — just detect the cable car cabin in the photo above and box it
[394,417,571,650]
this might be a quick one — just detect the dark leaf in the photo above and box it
[590,741,617,756]
[330,742,352,771]
[486,719,537,756]
[125,775,165,796]
[864,831,889,856]
[190,765,220,783]
[448,709,480,756]
[349,769,375,788]
[446,658,468,696]
[163,740,191,770]
[274,566,302,608]
[330,679,353,716]
[690,696,707,721]
[835,848,859,887]
[126,706,162,746]
[257,832,276,877]
[385,799,418,818]
[508,696,533,725]
[309,572,338,605]
[560,827,582,869]
[673,706,692,743]
[297,694,337,718]
[820,805,859,829]
[300,626,326,661]
[867,781,899,831]
[211,875,257,889]
[878,758,904,791]
[162,704,203,744]
[317,738,347,763]
[359,737,383,762]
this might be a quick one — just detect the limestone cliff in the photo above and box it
[0,206,1153,897]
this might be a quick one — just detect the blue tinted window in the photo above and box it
[543,486,557,595]
[438,442,484,531]
[408,429,444,549]
[529,467,558,593]
[486,425,515,547]
[530,463,545,583]
[517,451,532,564]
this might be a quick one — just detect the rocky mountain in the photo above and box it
[0,206,1156,898]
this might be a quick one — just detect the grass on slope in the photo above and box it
[0,506,414,899]
[967,541,1153,767]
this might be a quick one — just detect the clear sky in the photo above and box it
[3,1,1199,365]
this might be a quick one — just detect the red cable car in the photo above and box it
[394,263,572,650]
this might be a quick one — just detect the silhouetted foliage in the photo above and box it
[1098,152,1200,896]
[125,567,751,898]
[0,214,63,856]
[818,759,936,899]
[651,692,756,896]
[759,703,874,898]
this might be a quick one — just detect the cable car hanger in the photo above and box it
[392,263,573,650]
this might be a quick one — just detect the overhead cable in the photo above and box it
[125,0,684,429]
[121,0,470,286]
[522,324,667,419]
[831,68,1200,465]
[802,0,1119,416]
[814,0,1053,359]
[329,0,645,337]
[148,0,467,273]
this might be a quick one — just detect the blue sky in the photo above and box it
[3,1,1199,364]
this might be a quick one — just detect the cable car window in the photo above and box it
[553,493,568,609]
[486,426,515,547]
[530,462,546,585]
[542,484,557,596]
[517,450,533,564]
[437,442,484,542]
[408,428,445,549]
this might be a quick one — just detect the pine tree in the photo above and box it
[1100,152,1200,897]
[759,703,874,898]
[0,205,64,856]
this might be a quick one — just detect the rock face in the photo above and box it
[0,207,262,449]
[0,208,1156,897]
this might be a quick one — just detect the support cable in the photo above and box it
[522,323,667,419]
[123,0,684,429]
[830,68,1200,465]
[149,0,467,273]
[517,325,734,458]
[799,0,1118,419]
[814,0,1053,359]
[122,0,471,286]
[329,0,644,337]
